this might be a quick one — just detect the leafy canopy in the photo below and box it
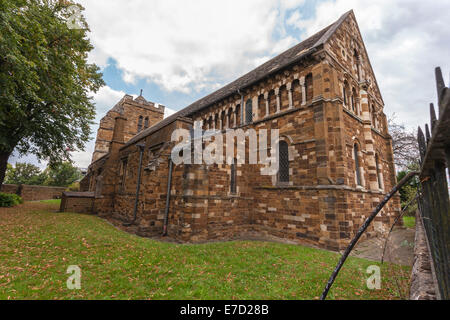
[5,162,47,185]
[5,161,82,187]
[0,0,104,162]
[43,161,82,187]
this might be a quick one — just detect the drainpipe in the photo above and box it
[162,156,174,236]
[123,143,145,226]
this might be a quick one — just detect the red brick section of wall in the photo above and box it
[0,184,66,201]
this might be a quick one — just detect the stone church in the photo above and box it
[76,11,400,251]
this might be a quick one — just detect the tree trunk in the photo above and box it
[0,151,12,188]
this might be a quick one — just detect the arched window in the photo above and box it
[351,88,357,113]
[375,154,382,190]
[245,99,253,124]
[214,114,219,130]
[235,105,241,126]
[371,105,377,128]
[354,49,361,81]
[268,90,277,115]
[144,117,149,129]
[227,109,232,129]
[343,81,349,106]
[278,141,289,183]
[343,86,347,106]
[258,94,265,119]
[279,85,288,111]
[208,116,213,130]
[305,73,313,102]
[292,79,301,108]
[137,116,143,132]
[354,144,362,186]
[220,111,225,130]
[230,158,237,194]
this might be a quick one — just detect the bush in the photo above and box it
[0,193,24,207]
[67,181,80,192]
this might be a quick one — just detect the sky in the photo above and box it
[9,0,450,169]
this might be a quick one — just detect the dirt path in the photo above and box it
[352,227,415,266]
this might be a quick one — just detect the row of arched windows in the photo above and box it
[343,80,360,116]
[203,73,313,131]
[343,83,382,131]
[353,143,383,190]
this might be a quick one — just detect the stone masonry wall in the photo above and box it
[1,184,65,201]
[92,95,165,163]
[60,192,95,214]
[84,12,400,252]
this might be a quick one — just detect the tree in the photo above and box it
[388,114,420,169]
[43,161,82,187]
[5,162,48,185]
[397,162,420,216]
[0,0,104,186]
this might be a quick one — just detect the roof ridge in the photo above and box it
[124,12,350,146]
[314,10,353,48]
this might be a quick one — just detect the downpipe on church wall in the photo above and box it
[123,143,146,226]
[163,157,174,237]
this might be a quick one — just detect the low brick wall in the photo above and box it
[0,184,19,195]
[60,192,95,214]
[0,184,66,201]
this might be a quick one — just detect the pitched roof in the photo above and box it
[124,10,352,147]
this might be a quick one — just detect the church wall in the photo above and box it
[77,12,402,252]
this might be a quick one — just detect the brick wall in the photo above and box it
[0,184,66,201]
[82,12,400,252]
[92,95,165,163]
[60,192,95,214]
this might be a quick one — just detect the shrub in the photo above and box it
[0,193,24,207]
[67,181,80,192]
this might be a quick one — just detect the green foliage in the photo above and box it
[397,163,420,216]
[4,161,82,187]
[0,0,104,184]
[40,199,61,205]
[0,202,411,300]
[403,216,416,229]
[44,162,82,187]
[5,162,47,185]
[67,181,80,191]
[0,192,23,207]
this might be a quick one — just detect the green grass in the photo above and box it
[0,202,410,300]
[403,216,416,229]
[40,199,61,205]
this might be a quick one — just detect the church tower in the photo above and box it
[91,94,165,163]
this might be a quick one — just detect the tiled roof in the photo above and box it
[123,11,352,147]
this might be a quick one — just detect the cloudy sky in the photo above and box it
[10,0,450,169]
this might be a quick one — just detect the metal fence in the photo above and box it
[417,67,450,300]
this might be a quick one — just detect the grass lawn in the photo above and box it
[403,216,416,229]
[40,199,62,205]
[0,202,411,300]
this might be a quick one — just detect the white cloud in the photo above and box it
[91,85,126,121]
[79,0,305,94]
[286,0,450,130]
[64,0,449,169]
[164,107,177,119]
